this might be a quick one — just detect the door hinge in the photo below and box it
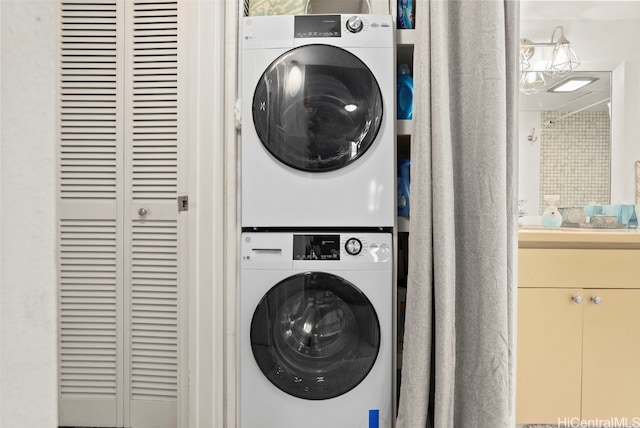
[178,195,189,212]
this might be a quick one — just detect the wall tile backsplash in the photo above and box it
[539,110,610,212]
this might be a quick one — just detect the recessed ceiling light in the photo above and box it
[547,77,598,93]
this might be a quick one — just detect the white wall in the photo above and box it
[521,19,640,70]
[0,1,58,427]
[518,111,542,216]
[611,60,640,204]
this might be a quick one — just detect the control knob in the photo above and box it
[346,16,364,33]
[345,238,363,255]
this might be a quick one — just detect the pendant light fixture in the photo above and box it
[519,26,580,94]
[544,27,580,77]
[519,39,534,72]
[519,70,546,95]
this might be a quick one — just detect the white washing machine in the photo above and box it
[240,231,393,428]
[241,14,395,229]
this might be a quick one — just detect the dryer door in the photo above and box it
[250,271,380,400]
[252,44,383,172]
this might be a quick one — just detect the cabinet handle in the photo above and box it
[571,295,583,304]
[138,207,148,216]
[591,296,602,305]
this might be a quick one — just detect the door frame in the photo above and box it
[187,0,239,427]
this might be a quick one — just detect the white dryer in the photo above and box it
[240,231,393,428]
[241,15,395,229]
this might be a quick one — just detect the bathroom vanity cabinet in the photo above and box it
[516,229,640,424]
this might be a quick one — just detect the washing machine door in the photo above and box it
[250,271,380,400]
[252,44,383,172]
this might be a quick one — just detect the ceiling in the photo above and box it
[519,1,640,112]
[521,1,640,21]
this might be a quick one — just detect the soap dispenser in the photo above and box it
[541,195,563,227]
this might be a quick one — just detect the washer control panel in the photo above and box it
[241,232,392,268]
[293,234,341,260]
[292,233,392,262]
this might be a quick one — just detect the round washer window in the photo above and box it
[252,44,383,172]
[250,271,380,400]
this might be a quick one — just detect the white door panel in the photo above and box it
[59,1,187,427]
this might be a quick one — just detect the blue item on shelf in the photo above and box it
[397,64,413,120]
[620,204,637,228]
[397,159,410,217]
[584,203,602,218]
[628,207,638,229]
[397,0,414,29]
[602,204,621,219]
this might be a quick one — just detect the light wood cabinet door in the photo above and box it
[582,289,640,421]
[516,288,584,424]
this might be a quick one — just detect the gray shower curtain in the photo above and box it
[396,1,518,427]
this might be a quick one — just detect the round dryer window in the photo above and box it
[252,44,384,172]
[250,271,380,400]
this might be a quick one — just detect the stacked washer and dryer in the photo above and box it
[240,14,396,428]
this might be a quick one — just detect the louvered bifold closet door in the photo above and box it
[59,0,187,427]
[123,1,186,427]
[59,0,124,426]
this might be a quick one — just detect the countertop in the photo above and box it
[519,226,640,249]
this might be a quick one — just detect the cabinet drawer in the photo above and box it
[519,248,640,288]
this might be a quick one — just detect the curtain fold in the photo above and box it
[396,1,519,427]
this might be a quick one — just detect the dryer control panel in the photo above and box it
[294,15,342,38]
[242,15,394,50]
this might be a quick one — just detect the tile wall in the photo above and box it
[539,110,610,212]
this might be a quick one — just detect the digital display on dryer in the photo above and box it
[293,234,340,260]
[294,15,341,38]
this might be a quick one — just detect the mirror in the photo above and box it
[519,1,640,219]
[519,71,611,216]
